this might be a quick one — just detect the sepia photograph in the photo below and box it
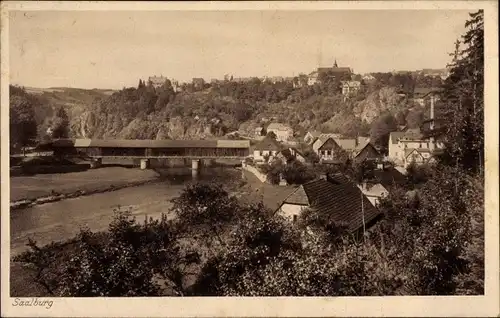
[1,1,498,317]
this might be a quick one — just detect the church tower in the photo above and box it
[334,59,338,68]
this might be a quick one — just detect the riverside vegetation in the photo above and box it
[12,10,484,296]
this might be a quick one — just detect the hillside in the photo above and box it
[13,72,443,144]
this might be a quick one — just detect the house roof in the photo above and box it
[353,142,379,158]
[413,87,443,97]
[334,138,357,151]
[313,133,344,151]
[307,131,322,138]
[318,67,352,74]
[50,139,250,149]
[372,167,406,188]
[282,179,381,233]
[254,137,283,151]
[327,172,351,185]
[390,128,425,144]
[267,123,292,131]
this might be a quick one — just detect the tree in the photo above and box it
[439,10,484,174]
[266,131,277,140]
[9,89,37,150]
[50,106,70,138]
[170,183,241,251]
[405,109,425,129]
[369,113,397,154]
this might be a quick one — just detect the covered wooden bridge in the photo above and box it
[43,138,251,169]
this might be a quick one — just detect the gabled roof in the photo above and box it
[404,148,424,159]
[318,67,352,74]
[307,131,322,138]
[372,167,406,188]
[327,172,351,185]
[282,179,381,233]
[413,87,443,97]
[333,138,357,151]
[254,137,282,151]
[312,133,343,151]
[353,141,379,158]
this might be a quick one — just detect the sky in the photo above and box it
[9,10,471,90]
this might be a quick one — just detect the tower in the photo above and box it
[334,59,338,68]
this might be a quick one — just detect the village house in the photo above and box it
[276,178,382,233]
[341,80,362,99]
[357,183,389,207]
[252,137,282,163]
[312,135,358,162]
[352,141,382,163]
[171,80,181,92]
[254,127,264,137]
[403,148,437,168]
[388,128,443,166]
[411,87,442,107]
[304,131,322,145]
[273,148,307,165]
[307,71,319,86]
[266,123,294,142]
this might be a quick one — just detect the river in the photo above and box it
[10,167,241,256]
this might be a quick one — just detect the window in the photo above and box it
[327,150,331,156]
[259,151,262,156]
[293,215,298,223]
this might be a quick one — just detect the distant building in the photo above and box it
[352,141,381,163]
[254,127,264,137]
[362,74,376,81]
[388,128,443,166]
[304,130,322,145]
[341,80,362,99]
[266,123,294,142]
[253,137,282,163]
[171,80,181,92]
[276,178,382,232]
[357,183,389,207]
[148,75,167,88]
[192,78,205,90]
[411,87,442,107]
[274,148,307,165]
[307,71,319,86]
[310,60,353,85]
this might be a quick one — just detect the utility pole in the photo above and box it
[361,190,366,242]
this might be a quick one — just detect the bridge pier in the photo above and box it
[192,159,200,171]
[140,158,150,170]
[90,158,102,169]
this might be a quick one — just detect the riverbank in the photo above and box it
[10,167,161,210]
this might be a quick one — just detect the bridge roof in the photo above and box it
[51,139,250,149]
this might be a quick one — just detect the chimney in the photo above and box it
[430,94,435,130]
[429,94,436,150]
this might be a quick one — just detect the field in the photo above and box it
[10,167,160,202]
